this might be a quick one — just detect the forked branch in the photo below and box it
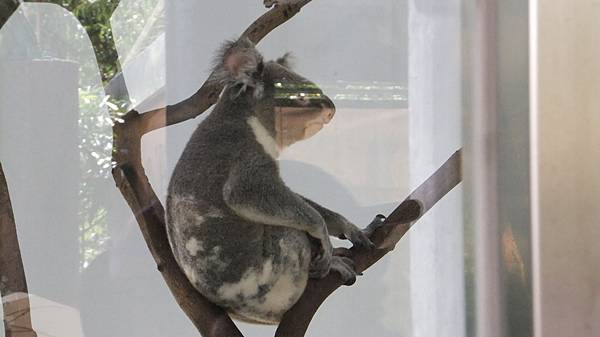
[111,1,463,336]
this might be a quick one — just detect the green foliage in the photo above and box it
[52,0,121,83]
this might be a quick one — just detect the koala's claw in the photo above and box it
[263,0,279,8]
[363,214,387,238]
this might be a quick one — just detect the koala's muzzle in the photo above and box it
[319,95,336,124]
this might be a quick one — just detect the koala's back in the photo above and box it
[166,111,312,324]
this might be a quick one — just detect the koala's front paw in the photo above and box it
[330,256,357,286]
[345,227,376,249]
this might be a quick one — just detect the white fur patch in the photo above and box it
[182,264,198,284]
[261,270,299,313]
[217,259,274,300]
[185,237,202,256]
[248,116,279,159]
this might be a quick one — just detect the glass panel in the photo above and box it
[0,1,468,336]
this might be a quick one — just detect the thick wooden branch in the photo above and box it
[111,2,314,337]
[275,150,463,337]
[0,0,19,30]
[0,164,37,337]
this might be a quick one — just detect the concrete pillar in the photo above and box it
[407,1,464,337]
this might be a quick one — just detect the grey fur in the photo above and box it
[166,38,373,324]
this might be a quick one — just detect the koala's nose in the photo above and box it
[321,96,336,123]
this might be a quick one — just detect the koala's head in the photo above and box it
[211,38,336,150]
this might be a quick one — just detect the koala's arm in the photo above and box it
[223,160,330,243]
[296,196,350,236]
[298,195,374,248]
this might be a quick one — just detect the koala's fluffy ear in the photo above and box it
[275,52,294,69]
[211,38,264,97]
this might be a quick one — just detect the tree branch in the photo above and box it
[0,163,37,337]
[275,150,463,337]
[0,0,19,30]
[111,2,314,337]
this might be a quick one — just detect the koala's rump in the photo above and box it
[168,211,312,324]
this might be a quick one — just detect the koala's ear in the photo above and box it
[211,38,264,96]
[275,52,294,69]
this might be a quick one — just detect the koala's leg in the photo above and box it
[300,196,377,249]
[223,160,352,281]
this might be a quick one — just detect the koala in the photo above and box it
[166,38,376,325]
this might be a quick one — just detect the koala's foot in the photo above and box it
[339,215,387,249]
[330,255,357,286]
[309,247,332,279]
[263,0,278,8]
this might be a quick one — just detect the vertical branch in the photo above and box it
[112,116,244,337]
[0,164,37,337]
